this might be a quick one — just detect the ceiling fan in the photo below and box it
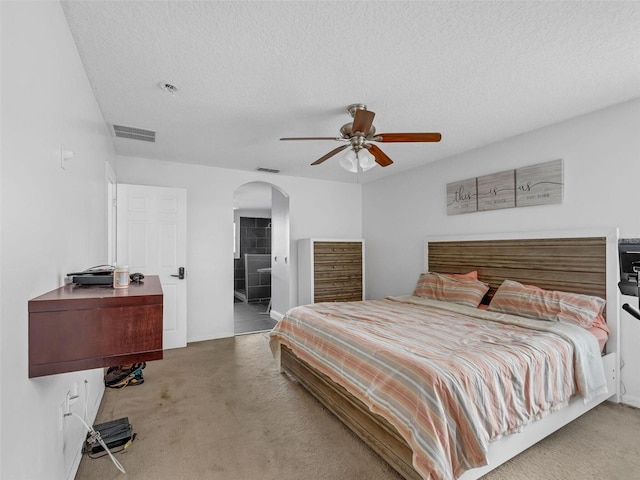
[280,104,441,171]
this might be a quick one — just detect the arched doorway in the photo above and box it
[232,182,290,334]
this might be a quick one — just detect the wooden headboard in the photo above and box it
[428,236,607,301]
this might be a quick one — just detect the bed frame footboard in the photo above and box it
[282,344,616,480]
[281,345,421,480]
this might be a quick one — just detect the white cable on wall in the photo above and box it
[64,380,126,475]
[64,412,126,474]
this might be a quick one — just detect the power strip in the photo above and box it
[83,417,134,454]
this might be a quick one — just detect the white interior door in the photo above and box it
[116,184,187,349]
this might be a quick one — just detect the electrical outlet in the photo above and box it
[62,392,87,477]
[67,392,78,408]
[64,391,70,415]
[59,400,66,431]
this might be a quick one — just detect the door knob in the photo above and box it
[171,267,185,279]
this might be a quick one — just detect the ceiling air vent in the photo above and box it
[113,124,156,143]
[255,167,280,174]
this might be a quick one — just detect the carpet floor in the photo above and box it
[75,334,640,480]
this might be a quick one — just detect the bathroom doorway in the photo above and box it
[233,182,290,335]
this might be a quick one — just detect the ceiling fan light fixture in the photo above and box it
[359,149,376,172]
[339,148,377,173]
[339,149,358,173]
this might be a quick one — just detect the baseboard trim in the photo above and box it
[621,394,640,409]
[188,332,234,343]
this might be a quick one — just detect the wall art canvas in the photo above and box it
[447,177,477,215]
[516,159,564,207]
[477,170,515,211]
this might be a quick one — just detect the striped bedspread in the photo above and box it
[269,296,607,480]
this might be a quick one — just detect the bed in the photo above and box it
[269,231,620,480]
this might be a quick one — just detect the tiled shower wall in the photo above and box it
[234,217,271,301]
[244,254,272,302]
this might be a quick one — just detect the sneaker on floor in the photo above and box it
[106,372,144,389]
[104,362,146,387]
[127,374,144,386]
[106,373,135,389]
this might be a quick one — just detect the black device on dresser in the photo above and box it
[68,265,114,285]
[618,239,640,320]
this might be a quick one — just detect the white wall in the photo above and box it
[114,156,363,341]
[362,98,640,405]
[271,187,291,316]
[1,2,117,479]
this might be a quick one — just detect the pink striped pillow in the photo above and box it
[414,272,490,308]
[446,271,479,281]
[487,279,605,328]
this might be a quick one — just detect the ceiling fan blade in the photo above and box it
[352,109,375,136]
[375,132,442,142]
[280,137,341,141]
[368,144,393,167]
[311,145,349,165]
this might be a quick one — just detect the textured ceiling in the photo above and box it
[62,1,640,184]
